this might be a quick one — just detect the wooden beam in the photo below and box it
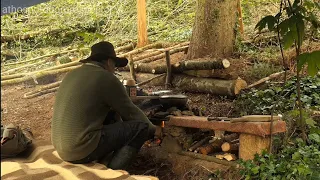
[166,116,286,137]
[237,0,244,36]
[137,0,148,47]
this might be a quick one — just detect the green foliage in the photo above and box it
[234,75,320,116]
[1,0,196,63]
[297,51,320,76]
[255,0,320,76]
[239,141,320,180]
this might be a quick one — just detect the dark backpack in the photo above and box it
[1,123,32,159]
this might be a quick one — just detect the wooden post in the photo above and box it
[128,54,136,81]
[237,0,244,36]
[165,51,172,88]
[239,133,270,160]
[137,0,148,47]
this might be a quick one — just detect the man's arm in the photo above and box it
[101,73,155,127]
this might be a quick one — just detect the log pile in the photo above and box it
[141,100,240,162]
[1,40,248,97]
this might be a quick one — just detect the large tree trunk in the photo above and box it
[187,0,238,59]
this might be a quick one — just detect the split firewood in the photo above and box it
[224,153,237,161]
[216,153,237,161]
[215,154,224,160]
[172,75,247,96]
[174,59,230,71]
[221,142,239,152]
[245,71,285,90]
[188,136,211,152]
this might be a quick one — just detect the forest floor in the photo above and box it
[0,49,286,180]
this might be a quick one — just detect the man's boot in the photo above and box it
[107,145,139,170]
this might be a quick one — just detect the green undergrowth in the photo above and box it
[230,74,320,180]
[234,75,320,116]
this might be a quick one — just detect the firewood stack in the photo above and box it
[184,132,240,161]
[142,101,240,161]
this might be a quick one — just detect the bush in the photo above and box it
[234,75,320,116]
[239,136,320,180]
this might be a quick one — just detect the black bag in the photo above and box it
[1,123,32,159]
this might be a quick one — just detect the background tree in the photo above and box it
[187,0,238,59]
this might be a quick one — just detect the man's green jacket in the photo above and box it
[51,62,155,161]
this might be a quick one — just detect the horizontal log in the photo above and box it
[221,142,239,152]
[172,75,247,96]
[174,59,230,71]
[166,116,286,137]
[199,138,224,155]
[1,65,80,86]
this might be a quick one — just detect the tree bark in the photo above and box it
[187,0,238,59]
[135,57,227,74]
[172,75,247,96]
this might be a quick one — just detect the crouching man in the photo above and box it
[51,41,162,170]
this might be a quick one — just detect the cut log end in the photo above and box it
[234,78,248,95]
[222,59,230,68]
[221,143,231,152]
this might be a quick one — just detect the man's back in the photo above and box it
[51,63,112,161]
